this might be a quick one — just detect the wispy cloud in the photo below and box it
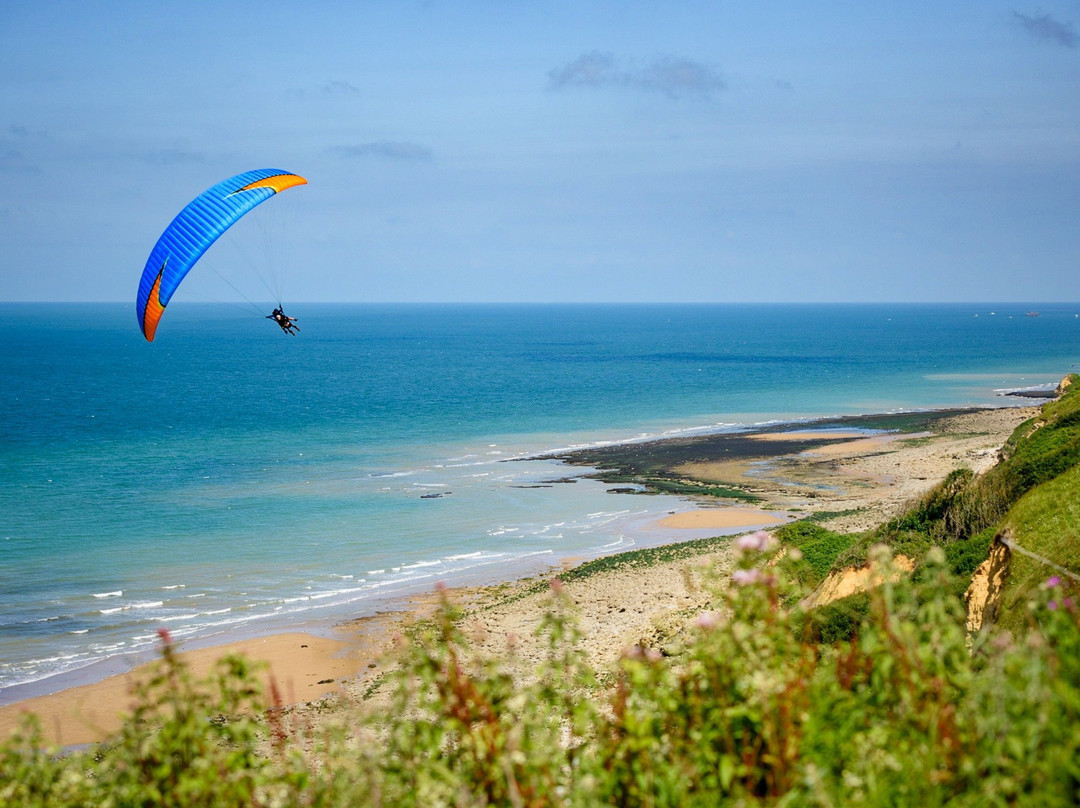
[547,51,725,99]
[0,125,44,174]
[1013,11,1077,47]
[322,79,360,95]
[0,146,38,175]
[327,141,434,161]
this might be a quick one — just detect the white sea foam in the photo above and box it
[98,600,164,615]
[92,591,122,599]
[401,559,441,569]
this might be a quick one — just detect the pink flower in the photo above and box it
[622,645,661,663]
[732,568,764,586]
[694,611,722,630]
[1045,576,1062,589]
[736,530,774,553]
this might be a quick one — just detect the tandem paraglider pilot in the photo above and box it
[267,307,299,335]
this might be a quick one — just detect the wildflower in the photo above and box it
[694,611,722,630]
[157,627,172,645]
[1044,575,1062,589]
[622,645,663,664]
[1048,601,1058,611]
[736,530,774,554]
[732,568,764,586]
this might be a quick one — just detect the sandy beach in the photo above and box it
[657,507,791,529]
[0,631,377,747]
[0,404,1038,746]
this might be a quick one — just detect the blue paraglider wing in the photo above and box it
[136,168,307,341]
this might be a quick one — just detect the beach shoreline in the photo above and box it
[0,403,1039,746]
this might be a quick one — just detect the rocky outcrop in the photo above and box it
[964,537,1011,634]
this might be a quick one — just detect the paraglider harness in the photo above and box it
[267,306,299,335]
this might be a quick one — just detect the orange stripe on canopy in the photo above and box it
[239,173,308,194]
[142,270,166,342]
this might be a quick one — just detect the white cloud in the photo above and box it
[548,51,725,99]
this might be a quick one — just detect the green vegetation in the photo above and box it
[996,462,1080,635]
[773,521,859,586]
[5,549,1079,806]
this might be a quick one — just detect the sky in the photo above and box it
[2,1,1078,304]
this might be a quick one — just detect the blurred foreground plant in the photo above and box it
[3,542,1079,806]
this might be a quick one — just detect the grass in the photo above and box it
[996,462,1080,634]
[773,521,859,585]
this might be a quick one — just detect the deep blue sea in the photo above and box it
[2,302,1078,702]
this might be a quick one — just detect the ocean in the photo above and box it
[2,302,1077,702]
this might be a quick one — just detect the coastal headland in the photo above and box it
[0,404,1038,746]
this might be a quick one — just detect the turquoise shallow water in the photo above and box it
[1,302,1077,701]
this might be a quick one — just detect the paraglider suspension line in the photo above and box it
[209,266,268,317]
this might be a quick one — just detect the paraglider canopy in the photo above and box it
[136,169,307,341]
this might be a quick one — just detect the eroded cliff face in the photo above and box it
[804,555,915,609]
[964,538,1011,634]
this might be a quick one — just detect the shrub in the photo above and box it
[4,548,1080,806]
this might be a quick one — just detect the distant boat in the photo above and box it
[1026,311,1040,317]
